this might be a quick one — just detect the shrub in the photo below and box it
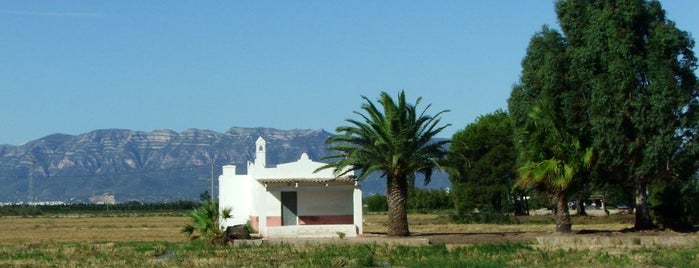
[650,178,699,231]
[364,189,453,213]
[408,188,453,212]
[181,200,232,245]
[364,194,388,212]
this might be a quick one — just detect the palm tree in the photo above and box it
[181,199,232,245]
[514,102,593,233]
[318,91,450,236]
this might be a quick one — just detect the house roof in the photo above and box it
[257,176,356,184]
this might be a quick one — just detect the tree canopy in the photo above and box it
[507,0,698,230]
[447,110,517,216]
[556,0,699,230]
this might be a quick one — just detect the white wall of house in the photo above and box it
[218,137,362,238]
[218,165,253,227]
[266,225,359,238]
[353,186,363,235]
[255,153,340,179]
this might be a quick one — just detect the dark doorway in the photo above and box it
[281,191,298,226]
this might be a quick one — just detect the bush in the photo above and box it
[363,189,453,213]
[364,194,388,212]
[0,201,198,216]
[0,205,43,216]
[245,220,255,234]
[181,200,232,245]
[408,188,453,212]
[650,178,699,231]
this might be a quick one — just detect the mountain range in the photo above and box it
[0,127,450,203]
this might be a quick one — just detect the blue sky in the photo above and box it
[2,1,697,145]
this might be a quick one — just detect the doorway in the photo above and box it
[281,191,298,226]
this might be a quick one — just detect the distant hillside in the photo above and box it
[0,127,450,203]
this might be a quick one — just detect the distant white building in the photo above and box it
[218,137,363,238]
[89,193,116,205]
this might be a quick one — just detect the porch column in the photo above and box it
[258,189,268,237]
[353,184,363,235]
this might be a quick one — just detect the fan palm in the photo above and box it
[181,200,232,245]
[515,101,593,233]
[319,91,450,236]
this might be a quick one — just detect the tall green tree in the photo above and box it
[555,0,698,230]
[514,101,594,232]
[319,91,450,236]
[447,110,518,216]
[509,25,594,233]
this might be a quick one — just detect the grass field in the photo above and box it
[0,212,697,267]
[0,215,190,243]
[363,213,635,234]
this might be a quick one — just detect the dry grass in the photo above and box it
[0,215,190,243]
[0,213,695,267]
[363,213,633,234]
[0,213,635,244]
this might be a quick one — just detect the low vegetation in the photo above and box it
[0,201,197,217]
[1,233,697,267]
[1,212,696,267]
[364,188,453,213]
[181,200,232,245]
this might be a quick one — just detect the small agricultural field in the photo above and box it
[1,212,697,267]
[0,214,190,243]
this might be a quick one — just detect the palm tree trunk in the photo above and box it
[634,178,653,230]
[555,191,572,233]
[386,175,410,236]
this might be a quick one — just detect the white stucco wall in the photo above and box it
[255,153,353,179]
[353,186,363,234]
[255,153,328,178]
[266,225,358,238]
[218,165,253,227]
[259,191,282,217]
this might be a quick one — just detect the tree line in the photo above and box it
[364,188,452,213]
[448,0,698,232]
[0,201,198,216]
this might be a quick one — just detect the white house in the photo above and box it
[218,137,363,238]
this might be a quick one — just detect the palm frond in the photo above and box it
[317,90,450,185]
[181,200,233,245]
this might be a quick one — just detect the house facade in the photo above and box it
[218,137,363,238]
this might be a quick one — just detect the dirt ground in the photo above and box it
[362,213,698,246]
[416,230,543,245]
[417,228,695,245]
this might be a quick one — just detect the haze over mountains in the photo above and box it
[0,127,449,203]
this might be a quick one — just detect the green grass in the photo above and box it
[648,244,699,268]
[1,241,697,267]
